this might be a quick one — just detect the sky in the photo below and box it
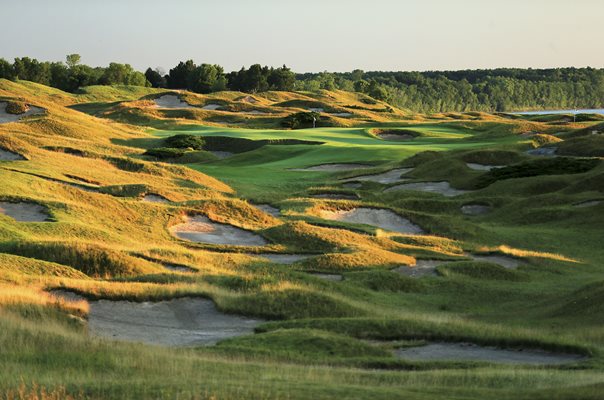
[1,0,602,73]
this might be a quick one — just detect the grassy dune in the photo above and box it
[0,79,603,399]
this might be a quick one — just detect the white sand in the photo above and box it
[251,254,313,264]
[573,200,602,208]
[310,193,359,200]
[461,204,492,215]
[345,168,413,184]
[392,259,444,278]
[142,194,170,203]
[0,102,44,124]
[170,215,267,246]
[320,207,424,234]
[470,254,520,269]
[0,149,25,161]
[0,201,49,222]
[329,112,353,117]
[384,181,469,197]
[466,163,502,171]
[202,104,222,110]
[153,95,193,109]
[395,342,585,365]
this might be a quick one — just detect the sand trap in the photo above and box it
[311,193,359,200]
[470,254,520,269]
[573,200,602,208]
[153,95,193,109]
[0,102,44,124]
[162,263,196,273]
[309,273,343,281]
[239,96,259,104]
[202,104,222,111]
[142,194,169,203]
[170,215,267,246]
[344,168,414,184]
[308,107,324,113]
[342,182,362,189]
[0,201,49,222]
[291,163,370,172]
[392,259,443,278]
[466,163,502,171]
[0,149,25,161]
[395,342,585,365]
[384,181,469,197]
[251,254,313,264]
[320,208,424,234]
[85,297,261,346]
[253,204,280,217]
[210,151,234,159]
[527,147,557,156]
[461,204,492,216]
[330,112,353,117]
[243,110,268,115]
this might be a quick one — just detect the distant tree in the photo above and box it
[100,63,148,86]
[187,64,226,93]
[167,60,196,89]
[145,68,167,88]
[65,54,81,69]
[353,79,369,93]
[267,65,296,91]
[350,69,364,81]
[317,72,336,90]
[0,59,14,80]
[12,57,50,84]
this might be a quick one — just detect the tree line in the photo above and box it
[1,54,602,112]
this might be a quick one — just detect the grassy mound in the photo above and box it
[437,261,526,281]
[345,270,424,292]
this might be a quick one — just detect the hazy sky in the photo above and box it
[1,0,602,73]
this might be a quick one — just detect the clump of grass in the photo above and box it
[345,270,424,292]
[143,147,187,159]
[532,133,562,147]
[5,101,29,115]
[475,157,600,188]
[98,184,149,198]
[163,134,205,150]
[3,382,84,400]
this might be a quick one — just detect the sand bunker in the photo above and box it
[573,200,602,208]
[0,201,49,222]
[292,163,370,172]
[330,112,353,117]
[345,168,414,184]
[142,194,169,203]
[319,208,424,234]
[308,107,324,113]
[243,110,268,115]
[162,263,196,273]
[153,95,193,109]
[309,273,343,281]
[384,181,469,197]
[253,204,280,217]
[85,297,262,346]
[251,254,313,264]
[466,163,502,171]
[395,342,585,365]
[0,102,44,124]
[392,259,443,278]
[210,151,234,159]
[461,204,492,215]
[527,147,557,156]
[0,149,25,161]
[239,96,259,104]
[170,215,267,246]
[202,104,222,111]
[470,254,520,269]
[311,193,359,200]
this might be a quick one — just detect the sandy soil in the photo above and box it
[461,204,492,215]
[573,200,602,208]
[202,104,222,110]
[470,254,520,269]
[0,102,44,124]
[395,342,585,365]
[170,215,267,246]
[86,297,262,346]
[392,259,443,277]
[310,193,359,200]
[291,163,370,172]
[253,204,280,217]
[153,95,193,109]
[384,181,469,197]
[0,149,25,161]
[239,96,259,104]
[309,273,343,281]
[0,201,49,222]
[251,254,313,264]
[527,147,557,156]
[320,207,424,234]
[466,163,502,171]
[329,112,353,117]
[142,194,169,203]
[344,168,414,184]
[210,151,234,159]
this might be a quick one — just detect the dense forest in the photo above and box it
[1,54,602,113]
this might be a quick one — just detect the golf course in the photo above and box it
[0,75,603,399]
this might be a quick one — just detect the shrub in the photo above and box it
[143,147,186,159]
[5,101,29,115]
[164,134,205,150]
[281,112,321,129]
